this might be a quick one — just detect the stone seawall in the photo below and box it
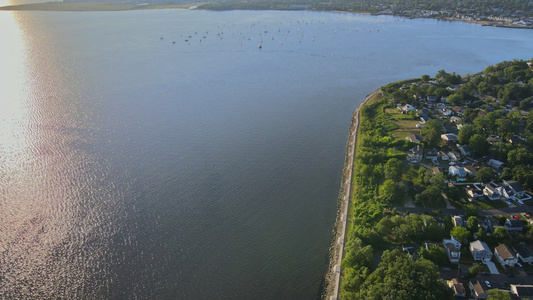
[322,89,381,300]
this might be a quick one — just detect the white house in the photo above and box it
[483,185,500,200]
[449,166,467,177]
[406,134,423,143]
[443,236,462,263]
[470,240,492,262]
[494,244,518,267]
[447,151,462,162]
[441,133,458,142]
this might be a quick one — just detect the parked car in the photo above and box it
[513,215,521,220]
[485,281,491,288]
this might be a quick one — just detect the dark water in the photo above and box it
[1,9,533,299]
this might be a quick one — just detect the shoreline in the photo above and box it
[321,89,381,300]
[0,3,530,29]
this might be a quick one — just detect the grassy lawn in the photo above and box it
[392,130,416,139]
[473,198,508,209]
[394,119,421,128]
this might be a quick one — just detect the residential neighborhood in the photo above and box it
[341,60,533,299]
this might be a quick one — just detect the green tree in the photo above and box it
[467,216,479,232]
[487,289,512,300]
[420,186,443,207]
[458,124,476,145]
[493,227,511,244]
[464,203,479,218]
[420,244,447,266]
[421,74,430,82]
[385,158,404,182]
[379,179,404,205]
[450,226,470,242]
[508,147,533,166]
[475,167,498,183]
[468,263,483,278]
[422,119,444,147]
[357,249,453,300]
[446,94,463,106]
[469,134,489,157]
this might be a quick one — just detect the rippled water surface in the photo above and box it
[1,9,533,299]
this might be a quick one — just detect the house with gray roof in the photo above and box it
[512,243,533,264]
[504,180,526,198]
[470,240,492,262]
[505,219,524,232]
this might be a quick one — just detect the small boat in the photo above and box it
[258,45,262,49]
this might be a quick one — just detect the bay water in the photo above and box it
[1,9,533,299]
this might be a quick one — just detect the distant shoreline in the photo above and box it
[0,2,531,29]
[0,2,194,11]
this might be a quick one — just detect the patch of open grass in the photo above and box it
[393,119,421,128]
[392,129,421,140]
[473,198,508,209]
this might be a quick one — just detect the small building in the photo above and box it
[443,236,462,263]
[406,133,423,143]
[470,240,492,262]
[467,187,484,199]
[504,180,526,198]
[427,95,438,102]
[450,116,461,123]
[494,244,518,267]
[452,215,464,227]
[497,185,515,200]
[505,219,524,232]
[512,243,533,264]
[464,166,478,177]
[442,109,452,116]
[488,159,505,170]
[425,148,439,161]
[483,185,500,201]
[447,151,462,162]
[486,136,503,145]
[449,166,467,177]
[433,167,441,174]
[447,278,466,297]
[439,151,449,160]
[409,145,424,161]
[469,280,488,300]
[510,285,533,299]
[458,145,472,157]
[400,104,416,112]
[441,133,458,142]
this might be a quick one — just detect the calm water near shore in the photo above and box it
[1,9,533,299]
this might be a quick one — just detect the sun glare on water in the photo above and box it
[0,11,32,173]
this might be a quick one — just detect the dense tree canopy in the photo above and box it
[351,250,453,300]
